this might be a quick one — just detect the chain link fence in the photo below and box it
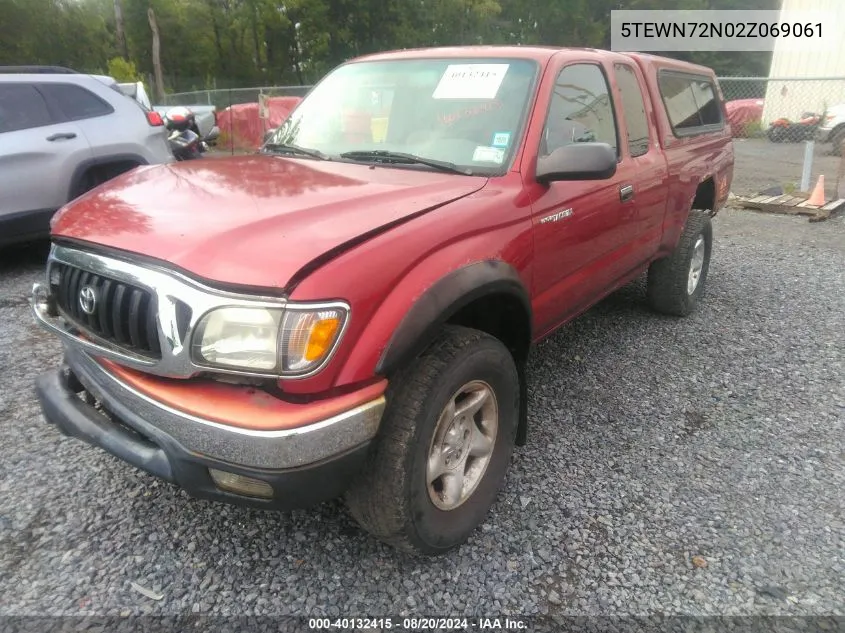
[717,77,845,199]
[161,85,313,109]
[173,77,845,200]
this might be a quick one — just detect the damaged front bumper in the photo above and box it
[34,345,385,509]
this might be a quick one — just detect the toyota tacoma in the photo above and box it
[32,46,733,555]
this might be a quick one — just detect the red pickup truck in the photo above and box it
[32,46,733,555]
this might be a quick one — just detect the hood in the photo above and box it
[52,155,487,290]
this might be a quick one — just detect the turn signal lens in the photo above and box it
[306,317,341,361]
[280,308,347,374]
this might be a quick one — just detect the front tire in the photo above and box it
[345,325,519,555]
[647,209,713,317]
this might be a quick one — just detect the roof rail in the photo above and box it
[0,66,79,74]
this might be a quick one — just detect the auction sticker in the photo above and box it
[433,64,509,100]
[472,146,505,164]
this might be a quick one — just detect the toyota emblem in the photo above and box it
[79,285,97,315]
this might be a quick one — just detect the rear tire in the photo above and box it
[344,325,519,555]
[647,209,712,317]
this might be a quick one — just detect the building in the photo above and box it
[761,0,845,123]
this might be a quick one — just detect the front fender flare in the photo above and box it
[376,259,531,375]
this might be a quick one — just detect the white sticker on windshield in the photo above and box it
[472,146,505,164]
[432,64,509,100]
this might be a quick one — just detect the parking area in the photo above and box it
[731,138,844,198]
[1,151,844,618]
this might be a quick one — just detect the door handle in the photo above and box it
[619,184,634,202]
[46,132,77,141]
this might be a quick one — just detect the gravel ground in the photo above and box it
[0,206,843,621]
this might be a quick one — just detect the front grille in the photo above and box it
[52,262,161,358]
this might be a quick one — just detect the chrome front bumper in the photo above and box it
[48,346,385,470]
[36,347,382,508]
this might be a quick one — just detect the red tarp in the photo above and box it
[217,96,302,150]
[726,99,764,138]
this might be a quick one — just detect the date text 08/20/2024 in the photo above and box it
[308,617,529,630]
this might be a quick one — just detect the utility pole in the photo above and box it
[148,7,165,102]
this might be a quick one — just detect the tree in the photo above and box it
[107,56,140,81]
[0,0,781,91]
[114,0,129,59]
[148,6,165,100]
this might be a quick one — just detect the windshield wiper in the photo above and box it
[339,150,472,175]
[263,142,330,161]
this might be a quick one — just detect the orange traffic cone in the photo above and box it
[807,175,826,206]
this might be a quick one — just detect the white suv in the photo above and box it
[0,66,174,247]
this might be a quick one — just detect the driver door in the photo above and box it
[528,61,638,337]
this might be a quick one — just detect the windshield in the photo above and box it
[266,58,538,174]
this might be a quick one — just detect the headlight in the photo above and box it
[193,307,282,371]
[191,304,348,376]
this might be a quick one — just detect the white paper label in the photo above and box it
[432,64,509,100]
[472,146,505,164]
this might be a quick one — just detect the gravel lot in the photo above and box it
[1,202,843,620]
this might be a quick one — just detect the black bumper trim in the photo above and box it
[36,368,175,482]
[34,362,371,510]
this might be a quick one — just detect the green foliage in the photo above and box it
[0,0,781,92]
[0,0,113,73]
[743,120,765,138]
[107,56,140,82]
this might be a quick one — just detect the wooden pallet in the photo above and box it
[736,193,845,223]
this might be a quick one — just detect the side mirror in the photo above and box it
[536,143,617,183]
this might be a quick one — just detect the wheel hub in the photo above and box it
[442,417,472,468]
[687,235,706,295]
[426,381,498,511]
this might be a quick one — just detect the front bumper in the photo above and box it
[35,347,385,509]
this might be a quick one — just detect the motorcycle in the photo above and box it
[163,106,219,160]
[766,111,824,143]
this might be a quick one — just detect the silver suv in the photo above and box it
[0,67,174,247]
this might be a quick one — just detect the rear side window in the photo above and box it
[39,83,114,121]
[614,64,650,157]
[0,84,53,132]
[658,71,722,135]
[542,63,618,157]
